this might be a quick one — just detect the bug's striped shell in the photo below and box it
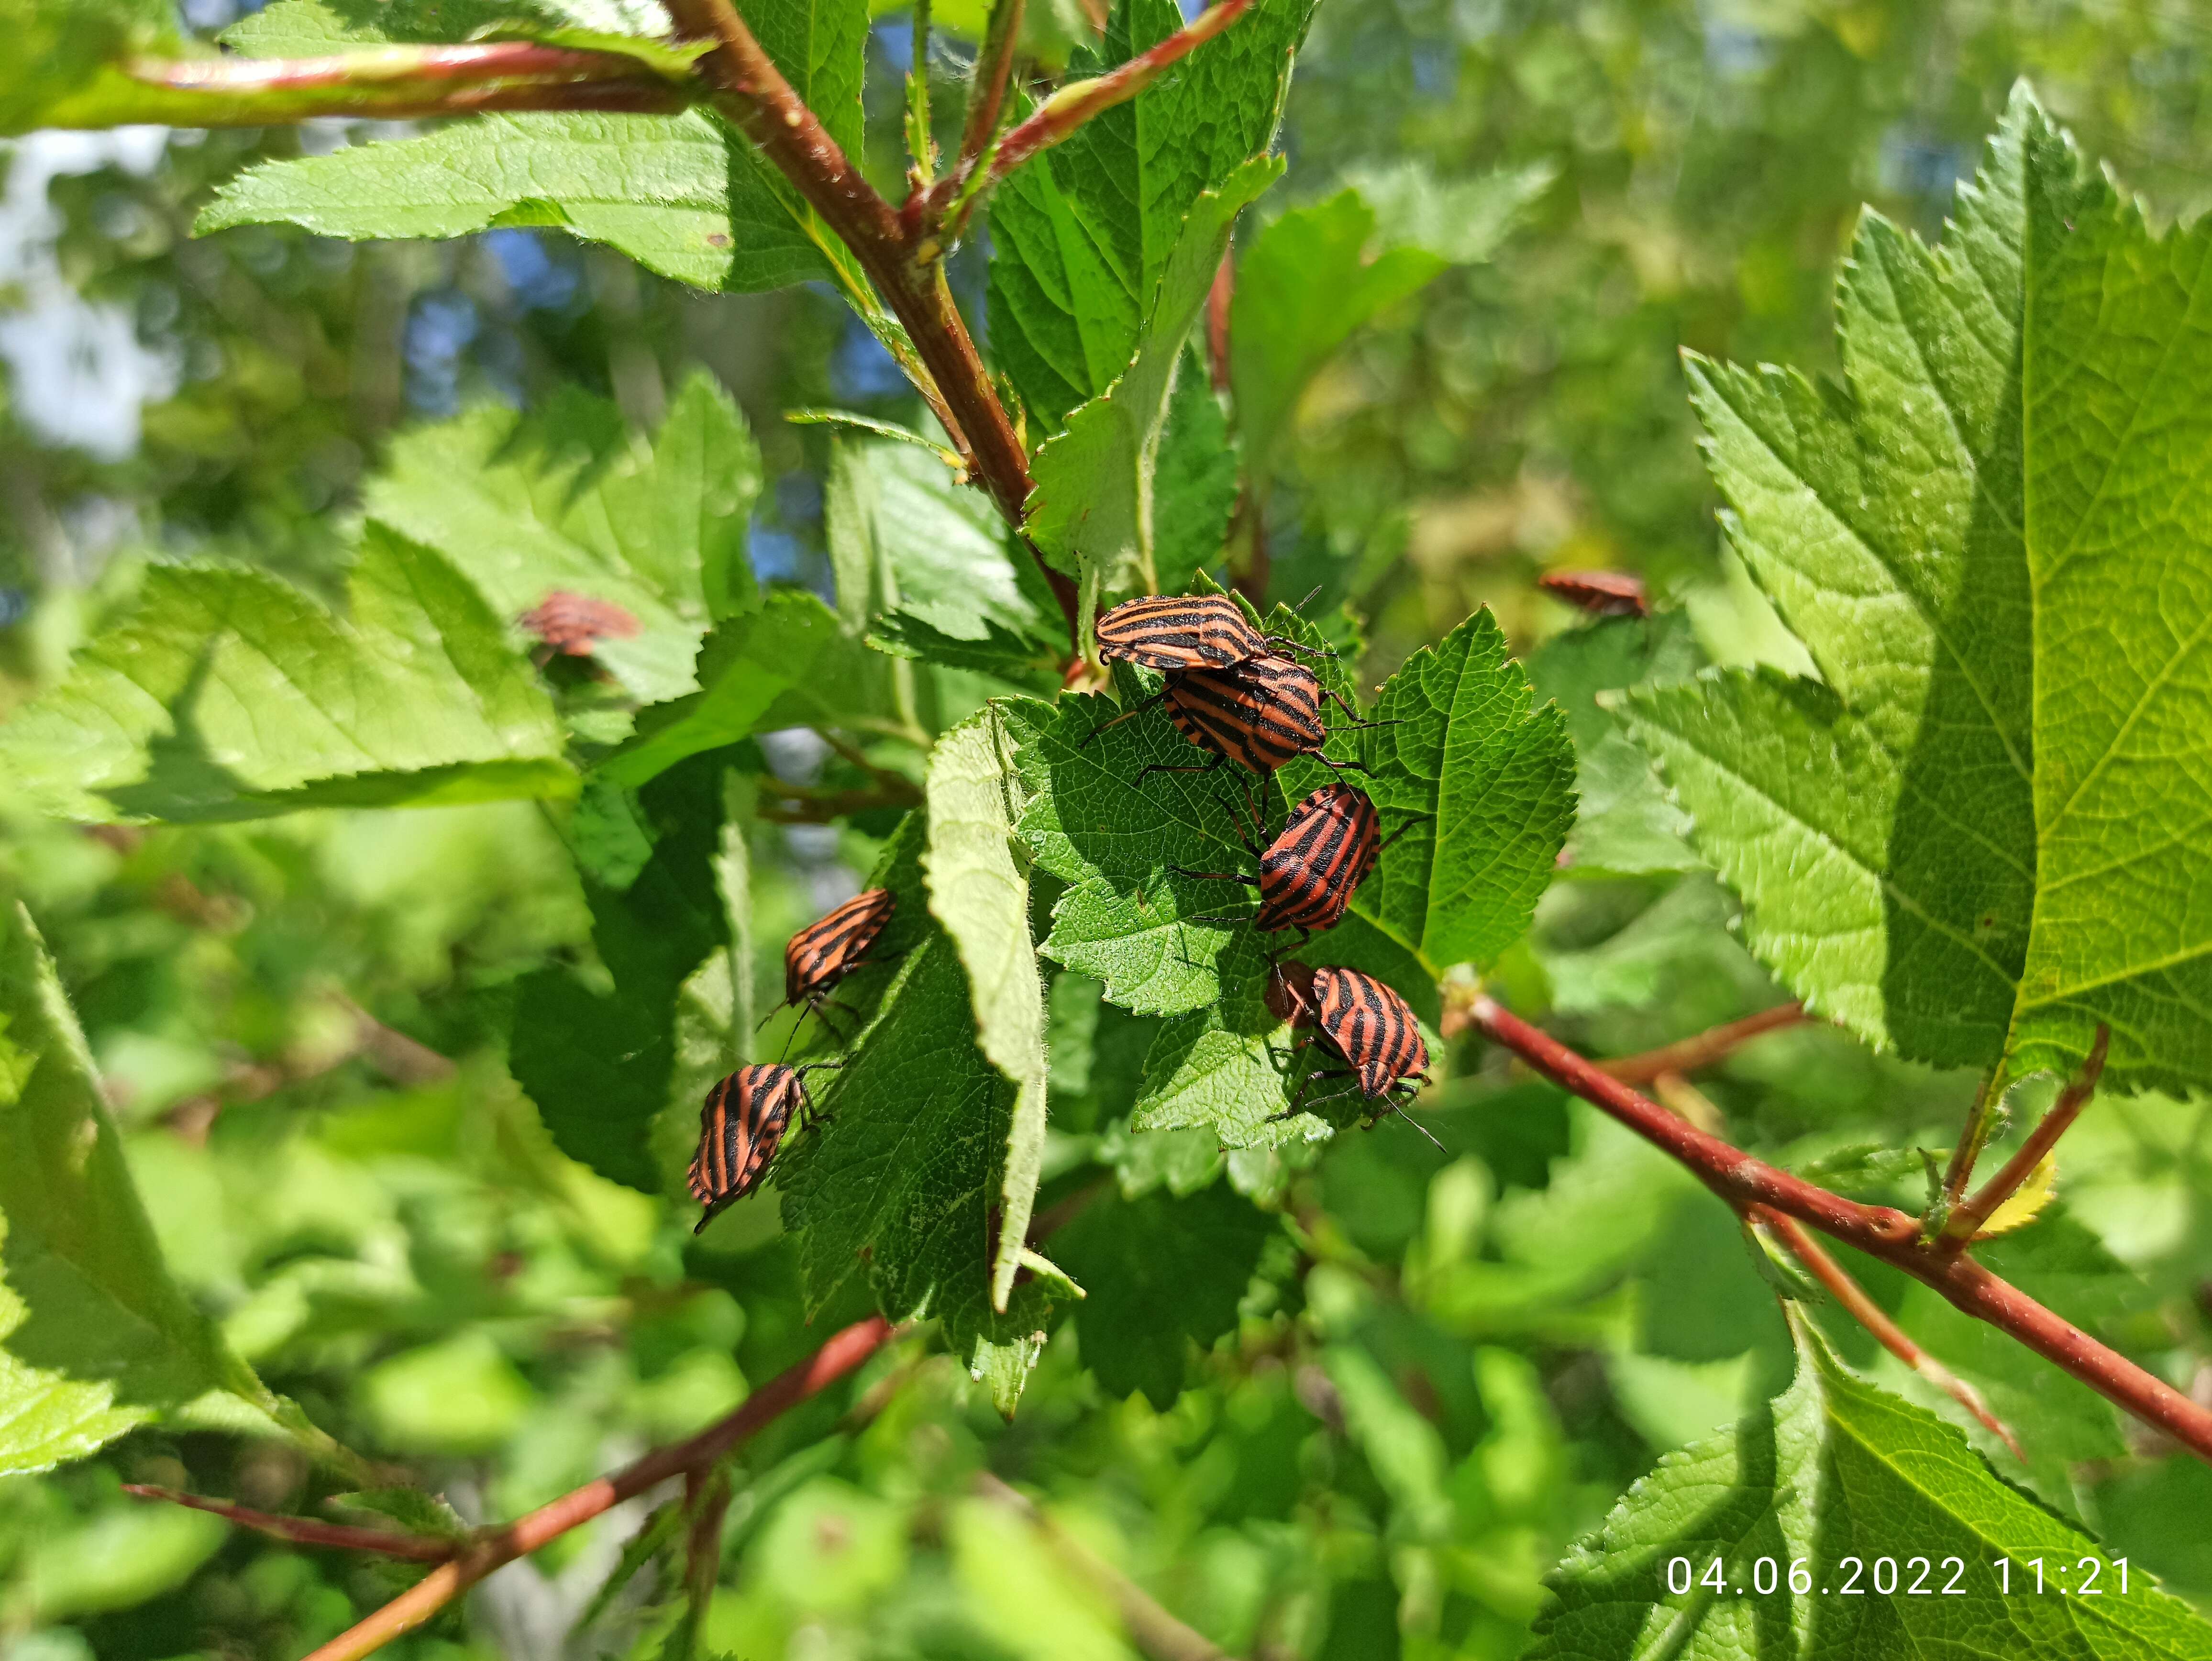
[1095,594,1270,671]
[688,1064,805,1224]
[785,888,895,1006]
[1308,967,1428,1098]
[1163,654,1326,774]
[1254,784,1381,933]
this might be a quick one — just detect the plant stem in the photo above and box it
[683,1466,732,1628]
[661,0,1080,644]
[116,44,686,124]
[973,1472,1228,1661]
[299,1316,898,1661]
[972,0,1253,202]
[1747,1210,2023,1460]
[1938,1066,2000,1212]
[1454,991,2212,1466]
[1596,1001,1807,1086]
[122,1487,459,1563]
[907,0,936,187]
[1942,1025,2109,1245]
[958,0,1028,178]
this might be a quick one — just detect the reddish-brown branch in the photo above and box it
[300,1316,897,1661]
[1943,1024,2108,1244]
[977,0,1252,193]
[122,1487,459,1563]
[119,44,686,124]
[1596,1001,1807,1086]
[1748,1209,2023,1460]
[1205,249,1235,396]
[1456,992,2212,1466]
[957,0,1027,176]
[662,0,1079,643]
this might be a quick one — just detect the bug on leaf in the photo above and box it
[1266,962,1440,1145]
[1083,652,1381,778]
[769,888,895,1040]
[1094,593,1331,672]
[1172,782,1422,940]
[1537,569,1648,618]
[689,1062,839,1231]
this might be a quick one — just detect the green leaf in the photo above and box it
[1002,688,1271,1018]
[922,708,1051,1313]
[1530,1315,2212,1659]
[1027,157,1283,609]
[825,438,1059,674]
[513,759,734,1193]
[199,114,754,291]
[1053,1183,1271,1409]
[600,591,868,788]
[1527,613,1703,876]
[202,0,869,296]
[1151,361,1241,598]
[1622,88,2212,1096]
[1359,609,1578,974]
[0,530,573,824]
[363,376,760,702]
[224,0,683,57]
[985,0,1319,433]
[1229,164,1546,478]
[779,817,1073,1399]
[0,902,261,1473]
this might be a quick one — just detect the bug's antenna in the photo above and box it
[1382,1105,1449,1155]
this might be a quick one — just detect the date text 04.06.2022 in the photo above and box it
[1663,1555,2135,1598]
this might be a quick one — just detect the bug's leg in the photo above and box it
[1079,690,1166,748]
[1312,753,1374,777]
[1168,866,1258,884]
[754,997,792,1033]
[1134,755,1229,788]
[1265,635,1339,663]
[1377,813,1436,855]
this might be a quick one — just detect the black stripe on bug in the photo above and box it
[1170,783,1427,943]
[1264,961,1439,1148]
[689,1061,842,1232]
[1094,593,1336,672]
[759,888,897,1045]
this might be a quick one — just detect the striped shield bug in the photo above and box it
[688,1062,840,1231]
[1083,652,1381,779]
[1172,782,1424,941]
[769,888,896,1040]
[1094,593,1334,672]
[1266,962,1438,1143]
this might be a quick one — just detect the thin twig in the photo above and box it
[906,0,936,190]
[973,1472,1229,1661]
[957,0,1028,179]
[299,1316,898,1661]
[682,1466,732,1627]
[1748,1209,2024,1460]
[662,0,1079,644]
[976,0,1253,196]
[1454,991,2212,1466]
[1943,1025,2109,1245]
[122,1487,459,1563]
[116,44,685,124]
[1938,1065,2001,1214]
[1596,1002,1807,1085]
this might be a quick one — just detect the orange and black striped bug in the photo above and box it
[1082,652,1382,779]
[1265,961,1440,1144]
[1094,593,1333,672]
[1171,781,1424,941]
[766,888,896,1041]
[1538,569,1648,618]
[688,1062,840,1232]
